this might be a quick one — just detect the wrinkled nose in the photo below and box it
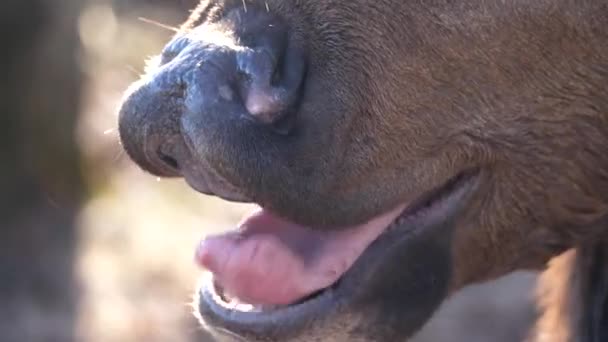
[118,6,306,178]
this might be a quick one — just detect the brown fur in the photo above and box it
[190,0,608,281]
[119,0,608,340]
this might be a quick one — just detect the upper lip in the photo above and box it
[195,170,480,340]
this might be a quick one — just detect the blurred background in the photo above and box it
[1,1,539,341]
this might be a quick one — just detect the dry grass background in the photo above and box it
[74,2,539,341]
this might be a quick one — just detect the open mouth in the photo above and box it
[194,169,479,336]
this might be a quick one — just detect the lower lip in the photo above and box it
[197,169,479,326]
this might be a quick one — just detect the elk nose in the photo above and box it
[118,6,307,179]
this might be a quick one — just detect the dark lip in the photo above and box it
[196,169,480,340]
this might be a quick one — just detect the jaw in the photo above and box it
[195,170,480,342]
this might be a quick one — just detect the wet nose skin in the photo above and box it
[118,68,191,178]
[118,7,306,182]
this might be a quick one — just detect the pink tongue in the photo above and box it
[195,205,406,306]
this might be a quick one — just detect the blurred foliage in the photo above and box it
[1,1,83,341]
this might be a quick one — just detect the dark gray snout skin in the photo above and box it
[119,7,307,203]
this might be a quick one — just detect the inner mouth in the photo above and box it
[195,170,476,313]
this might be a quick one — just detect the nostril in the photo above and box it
[270,47,286,87]
[230,10,306,131]
[144,134,190,178]
[236,47,305,129]
[157,150,180,171]
[270,64,282,86]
